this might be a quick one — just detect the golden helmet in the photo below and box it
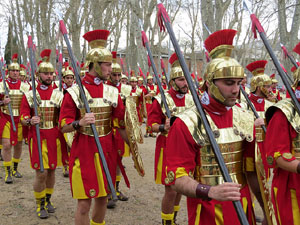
[121,73,128,80]
[111,51,122,74]
[62,62,74,77]
[203,29,244,103]
[161,75,166,80]
[138,76,143,81]
[130,76,137,82]
[270,74,278,84]
[19,64,26,77]
[38,49,54,73]
[8,53,20,71]
[147,72,153,80]
[83,30,112,79]
[246,60,272,92]
[169,53,184,80]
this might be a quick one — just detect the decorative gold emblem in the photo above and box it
[165,171,175,185]
[266,156,274,165]
[34,163,38,168]
[89,189,96,197]
[51,163,55,168]
[282,152,293,160]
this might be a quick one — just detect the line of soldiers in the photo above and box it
[0,27,299,225]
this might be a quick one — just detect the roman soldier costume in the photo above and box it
[147,52,194,224]
[165,29,256,225]
[20,49,68,218]
[0,53,30,183]
[59,30,125,203]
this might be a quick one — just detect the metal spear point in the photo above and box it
[203,23,212,35]
[243,0,253,14]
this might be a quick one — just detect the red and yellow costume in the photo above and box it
[20,83,68,170]
[148,87,193,184]
[59,73,125,199]
[0,77,30,144]
[264,99,300,225]
[166,94,255,225]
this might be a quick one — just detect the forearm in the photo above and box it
[61,123,76,133]
[172,176,198,198]
[276,157,300,173]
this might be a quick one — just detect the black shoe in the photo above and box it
[37,208,49,219]
[5,174,13,184]
[107,195,116,209]
[45,201,56,213]
[12,170,23,178]
[117,191,129,201]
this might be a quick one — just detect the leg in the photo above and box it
[161,185,177,225]
[2,138,13,183]
[12,141,23,178]
[91,196,107,224]
[116,165,128,201]
[34,169,49,219]
[45,169,56,213]
[75,199,92,225]
[173,193,182,225]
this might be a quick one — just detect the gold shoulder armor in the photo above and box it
[232,106,254,142]
[24,90,34,107]
[20,82,30,93]
[264,99,274,111]
[103,84,118,107]
[51,89,64,107]
[184,93,195,109]
[266,99,300,133]
[66,85,82,108]
[121,84,132,98]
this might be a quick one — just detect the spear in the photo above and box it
[139,19,171,118]
[0,59,16,132]
[56,47,63,91]
[280,43,299,69]
[160,56,170,89]
[243,0,300,116]
[54,9,117,200]
[157,2,249,224]
[26,26,44,173]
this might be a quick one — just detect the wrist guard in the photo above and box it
[72,120,81,130]
[159,124,165,132]
[196,183,211,201]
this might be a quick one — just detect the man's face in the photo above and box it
[271,83,277,88]
[99,62,112,80]
[241,77,247,85]
[260,84,272,97]
[147,78,153,85]
[39,72,53,86]
[9,70,20,80]
[110,72,121,85]
[130,81,137,89]
[63,75,74,87]
[210,78,242,107]
[162,78,166,84]
[121,78,127,84]
[174,76,188,94]
[138,80,143,86]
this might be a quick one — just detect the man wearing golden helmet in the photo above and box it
[165,29,258,224]
[59,29,127,225]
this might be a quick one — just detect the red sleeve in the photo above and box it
[59,92,80,126]
[165,118,199,185]
[264,109,297,168]
[20,95,32,120]
[277,92,281,101]
[147,98,165,128]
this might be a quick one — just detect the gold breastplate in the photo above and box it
[177,106,254,186]
[195,128,246,186]
[67,84,119,137]
[25,89,63,129]
[2,82,30,116]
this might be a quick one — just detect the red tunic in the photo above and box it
[20,84,68,170]
[165,94,255,225]
[264,108,300,225]
[272,88,281,101]
[0,79,23,145]
[59,73,125,199]
[147,88,187,184]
